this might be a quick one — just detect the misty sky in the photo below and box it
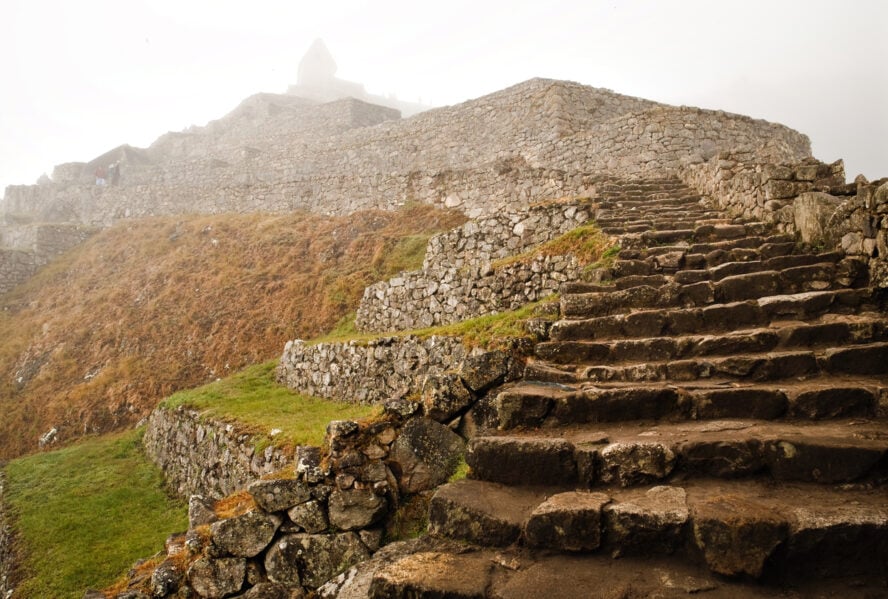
[1,0,886,195]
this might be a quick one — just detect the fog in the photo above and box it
[1,0,886,194]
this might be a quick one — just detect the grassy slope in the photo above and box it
[0,205,466,459]
[3,430,188,599]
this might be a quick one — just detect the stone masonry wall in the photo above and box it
[356,199,594,332]
[679,151,888,288]
[0,223,98,294]
[131,345,516,597]
[276,336,470,404]
[2,79,810,226]
[143,407,292,500]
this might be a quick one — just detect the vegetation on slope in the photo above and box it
[162,360,378,449]
[0,204,466,459]
[3,430,188,599]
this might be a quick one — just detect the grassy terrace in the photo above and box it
[162,360,378,449]
[3,430,188,599]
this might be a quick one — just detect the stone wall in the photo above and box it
[545,105,810,177]
[356,199,593,332]
[0,471,15,599]
[679,150,847,227]
[0,223,98,294]
[679,151,888,288]
[2,79,811,226]
[143,407,292,500]
[277,336,472,405]
[125,345,514,597]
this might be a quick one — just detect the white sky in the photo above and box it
[1,0,886,195]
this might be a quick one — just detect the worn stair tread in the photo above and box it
[561,282,875,319]
[470,419,888,488]
[528,347,888,385]
[504,373,887,424]
[370,546,881,598]
[537,316,888,364]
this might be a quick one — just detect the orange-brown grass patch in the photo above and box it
[0,204,466,459]
[213,490,257,520]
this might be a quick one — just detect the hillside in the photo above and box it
[0,204,465,459]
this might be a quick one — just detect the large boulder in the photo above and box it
[421,373,473,422]
[793,192,841,246]
[211,510,282,558]
[187,557,246,598]
[387,418,465,494]
[266,533,371,590]
[328,488,388,530]
[248,479,312,512]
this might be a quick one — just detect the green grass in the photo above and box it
[3,430,188,599]
[309,295,559,350]
[162,361,378,448]
[492,224,614,269]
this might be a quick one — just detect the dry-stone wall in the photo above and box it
[125,346,515,598]
[143,408,292,499]
[2,79,811,227]
[356,199,594,332]
[679,151,888,287]
[0,472,15,599]
[277,336,469,405]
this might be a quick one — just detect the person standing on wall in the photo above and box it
[95,165,107,186]
[109,162,120,185]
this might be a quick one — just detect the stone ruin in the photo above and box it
[2,49,888,598]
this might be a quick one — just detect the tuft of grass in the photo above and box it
[3,429,188,599]
[492,224,615,269]
[448,457,470,483]
[162,361,378,449]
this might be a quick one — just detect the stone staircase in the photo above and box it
[369,178,888,598]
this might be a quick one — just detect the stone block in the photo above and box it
[387,417,465,493]
[524,491,611,551]
[211,510,282,558]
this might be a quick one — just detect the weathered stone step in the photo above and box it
[422,478,888,587]
[561,266,856,318]
[467,419,888,488]
[537,316,888,365]
[495,377,887,428]
[619,234,796,260]
[529,345,888,386]
[550,295,883,341]
[369,545,886,598]
[610,250,848,281]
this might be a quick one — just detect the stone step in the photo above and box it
[610,250,847,280]
[536,316,888,365]
[368,546,887,598]
[528,345,888,386]
[561,266,855,318]
[672,251,846,284]
[423,478,888,585]
[618,234,796,260]
[550,297,884,342]
[467,419,888,488]
[495,377,887,428]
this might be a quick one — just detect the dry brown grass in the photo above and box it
[0,205,466,459]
